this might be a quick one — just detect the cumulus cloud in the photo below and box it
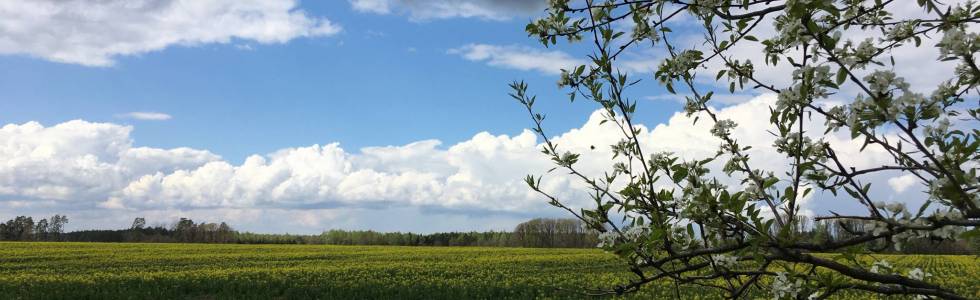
[449,44,585,75]
[0,94,927,230]
[888,174,919,194]
[0,0,341,66]
[0,120,218,203]
[349,0,546,21]
[114,131,551,213]
[116,112,172,121]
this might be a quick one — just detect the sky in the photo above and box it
[0,0,969,233]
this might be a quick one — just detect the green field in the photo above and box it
[0,242,976,299]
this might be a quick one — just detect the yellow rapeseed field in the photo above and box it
[0,242,976,299]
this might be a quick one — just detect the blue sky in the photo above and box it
[0,1,677,164]
[0,0,952,233]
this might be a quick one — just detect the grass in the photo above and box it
[0,242,976,299]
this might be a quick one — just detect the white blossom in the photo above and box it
[771,272,803,299]
[597,231,618,248]
[908,268,931,281]
[870,260,892,274]
[711,119,738,138]
[711,254,738,269]
[885,202,906,214]
[863,221,889,237]
[624,223,649,241]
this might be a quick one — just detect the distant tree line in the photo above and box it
[237,218,599,247]
[0,215,599,248]
[64,217,234,243]
[0,215,974,253]
[237,230,520,247]
[0,215,68,241]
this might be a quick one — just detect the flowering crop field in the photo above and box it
[0,242,976,299]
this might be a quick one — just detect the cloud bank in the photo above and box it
[0,95,920,232]
[0,0,341,66]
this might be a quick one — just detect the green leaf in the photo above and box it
[763,177,779,189]
[671,166,689,183]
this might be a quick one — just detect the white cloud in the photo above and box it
[0,120,218,203]
[349,0,545,21]
[350,0,392,14]
[450,43,662,76]
[0,0,341,66]
[116,112,172,121]
[114,131,550,212]
[888,174,919,194]
[0,94,936,230]
[449,44,585,75]
[619,58,661,74]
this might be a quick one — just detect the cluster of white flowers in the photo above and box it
[744,182,762,198]
[840,38,877,67]
[581,213,603,229]
[682,96,703,115]
[722,154,748,175]
[771,272,803,300]
[873,201,908,217]
[885,21,917,42]
[801,66,832,98]
[922,118,951,139]
[711,254,738,269]
[596,223,654,249]
[649,151,672,167]
[929,225,962,240]
[865,70,909,93]
[624,223,650,241]
[547,0,569,9]
[863,220,890,237]
[908,268,932,281]
[597,231,618,248]
[711,119,737,138]
[630,8,659,42]
[557,69,574,87]
[772,135,828,161]
[660,50,704,91]
[891,91,926,118]
[933,209,965,221]
[881,206,968,251]
[869,260,892,274]
[772,17,809,49]
[688,0,722,16]
[775,83,809,112]
[938,28,979,58]
[843,69,925,128]
[927,178,953,203]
